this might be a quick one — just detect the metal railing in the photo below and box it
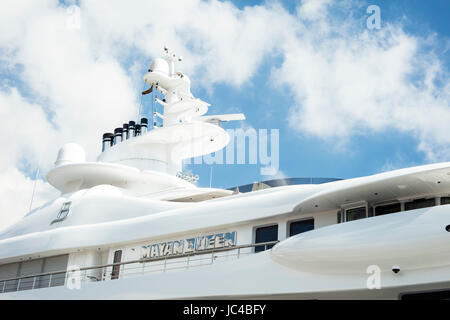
[0,240,279,294]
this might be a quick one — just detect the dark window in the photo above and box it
[289,219,314,237]
[37,255,68,288]
[337,211,342,223]
[111,250,122,280]
[346,207,366,222]
[0,255,68,292]
[441,197,450,205]
[401,289,450,300]
[0,263,19,293]
[405,198,435,211]
[255,225,278,253]
[18,259,43,291]
[375,203,401,216]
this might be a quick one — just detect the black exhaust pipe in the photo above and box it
[102,133,114,152]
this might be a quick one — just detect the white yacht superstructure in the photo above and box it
[1,49,450,300]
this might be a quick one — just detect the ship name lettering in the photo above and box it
[141,231,236,259]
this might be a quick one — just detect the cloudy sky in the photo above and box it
[0,0,449,230]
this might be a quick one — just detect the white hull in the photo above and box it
[2,204,450,300]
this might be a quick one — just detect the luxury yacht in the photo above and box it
[1,48,450,300]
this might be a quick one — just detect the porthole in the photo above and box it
[445,225,450,232]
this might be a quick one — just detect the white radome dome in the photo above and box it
[149,58,169,76]
[55,143,86,167]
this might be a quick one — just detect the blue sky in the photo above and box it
[0,0,449,228]
[178,0,450,189]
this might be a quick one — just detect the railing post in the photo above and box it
[237,247,240,259]
[2,281,5,293]
[32,276,37,290]
[17,279,21,292]
[164,258,167,272]
[186,255,190,269]
[48,274,52,288]
[142,262,145,275]
[211,251,214,264]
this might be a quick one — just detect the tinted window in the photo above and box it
[0,255,69,292]
[289,219,314,237]
[441,197,450,205]
[405,198,435,211]
[255,225,278,253]
[18,259,43,291]
[36,255,68,288]
[111,250,122,280]
[375,203,401,216]
[0,263,19,293]
[346,207,366,222]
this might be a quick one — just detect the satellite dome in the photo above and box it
[55,143,86,167]
[149,58,169,76]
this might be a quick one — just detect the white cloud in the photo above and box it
[0,0,140,230]
[80,0,297,88]
[297,0,333,21]
[273,4,450,161]
[0,88,55,168]
[0,167,59,232]
[264,169,287,181]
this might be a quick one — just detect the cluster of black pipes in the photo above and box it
[102,118,148,152]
